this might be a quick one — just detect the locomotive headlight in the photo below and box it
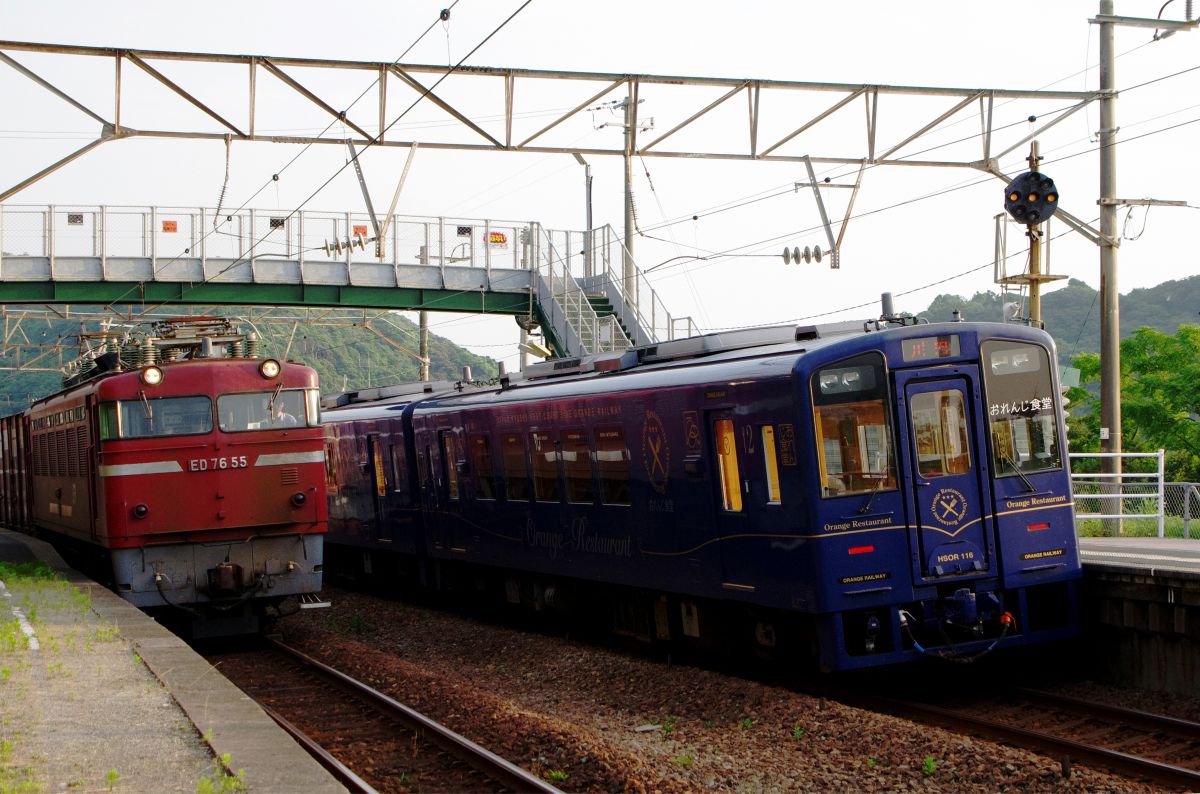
[259,359,281,379]
[140,366,164,386]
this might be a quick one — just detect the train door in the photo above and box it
[707,410,747,587]
[895,369,993,578]
[366,434,387,538]
[437,427,469,552]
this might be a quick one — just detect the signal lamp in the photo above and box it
[140,366,164,386]
[1003,171,1059,225]
[259,359,281,379]
[132,504,149,519]
[290,492,306,508]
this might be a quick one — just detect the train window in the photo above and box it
[500,433,531,501]
[981,340,1062,476]
[910,391,972,478]
[761,425,782,504]
[440,432,460,500]
[530,430,561,502]
[595,427,631,506]
[562,429,594,504]
[468,435,496,500]
[217,389,309,432]
[99,395,213,440]
[715,419,743,512]
[811,353,897,498]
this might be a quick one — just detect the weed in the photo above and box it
[1,667,10,682]
[0,739,13,762]
[867,757,877,767]
[397,773,410,784]
[703,719,713,729]
[738,717,752,731]
[546,770,568,782]
[659,716,677,734]
[346,611,376,636]
[203,728,214,743]
[46,661,66,677]
[922,756,937,777]
[196,754,246,794]
[0,764,38,793]
[791,726,805,739]
[105,768,120,791]
[675,753,694,768]
[132,652,142,668]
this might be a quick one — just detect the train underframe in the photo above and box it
[329,543,1082,671]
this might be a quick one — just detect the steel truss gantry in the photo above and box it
[0,39,1105,243]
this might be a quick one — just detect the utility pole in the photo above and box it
[1098,0,1121,495]
[620,94,637,303]
[573,153,593,279]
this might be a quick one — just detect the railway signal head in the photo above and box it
[1004,171,1058,226]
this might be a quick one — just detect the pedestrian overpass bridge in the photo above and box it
[0,204,695,358]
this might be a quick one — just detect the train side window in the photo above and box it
[910,390,971,478]
[595,427,631,506]
[561,429,594,504]
[440,431,460,500]
[981,340,1062,477]
[469,434,497,500]
[714,418,743,512]
[530,430,561,502]
[811,353,897,498]
[761,425,782,504]
[500,433,531,501]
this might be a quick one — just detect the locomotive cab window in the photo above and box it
[99,395,213,440]
[981,340,1062,477]
[216,388,319,432]
[811,353,897,498]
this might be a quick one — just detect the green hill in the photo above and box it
[0,310,499,414]
[919,274,1200,365]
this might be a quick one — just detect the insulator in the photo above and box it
[246,333,259,359]
[138,340,158,367]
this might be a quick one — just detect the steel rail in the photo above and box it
[860,694,1200,790]
[1013,687,1200,738]
[253,699,379,794]
[266,637,564,794]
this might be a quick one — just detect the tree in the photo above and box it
[1068,325,1200,482]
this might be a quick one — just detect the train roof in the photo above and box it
[320,318,1058,421]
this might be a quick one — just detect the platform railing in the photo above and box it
[1070,450,1166,537]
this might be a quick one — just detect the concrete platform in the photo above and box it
[1077,536,1200,696]
[0,529,346,793]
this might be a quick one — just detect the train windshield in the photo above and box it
[99,395,212,440]
[811,352,897,498]
[216,388,320,432]
[981,340,1062,477]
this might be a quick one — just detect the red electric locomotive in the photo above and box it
[0,317,327,636]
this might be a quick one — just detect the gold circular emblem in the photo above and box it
[930,487,968,526]
[642,409,670,495]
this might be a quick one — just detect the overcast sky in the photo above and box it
[2,1,1197,371]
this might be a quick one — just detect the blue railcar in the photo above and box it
[321,318,1080,670]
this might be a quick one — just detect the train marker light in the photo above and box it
[132,504,149,519]
[140,366,164,386]
[290,492,306,507]
[848,545,875,555]
[259,359,282,379]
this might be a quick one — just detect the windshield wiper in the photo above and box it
[1001,451,1037,493]
[266,381,284,414]
[858,472,890,514]
[138,390,153,422]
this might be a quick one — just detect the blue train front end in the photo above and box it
[801,322,1081,670]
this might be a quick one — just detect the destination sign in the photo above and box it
[902,334,960,363]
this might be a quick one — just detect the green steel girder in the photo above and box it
[0,281,532,315]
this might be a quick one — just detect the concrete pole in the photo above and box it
[622,94,637,305]
[1028,141,1043,327]
[1099,0,1123,511]
[419,310,430,381]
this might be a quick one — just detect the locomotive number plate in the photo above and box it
[189,456,249,472]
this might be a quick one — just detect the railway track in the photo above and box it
[843,685,1200,790]
[207,638,562,794]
